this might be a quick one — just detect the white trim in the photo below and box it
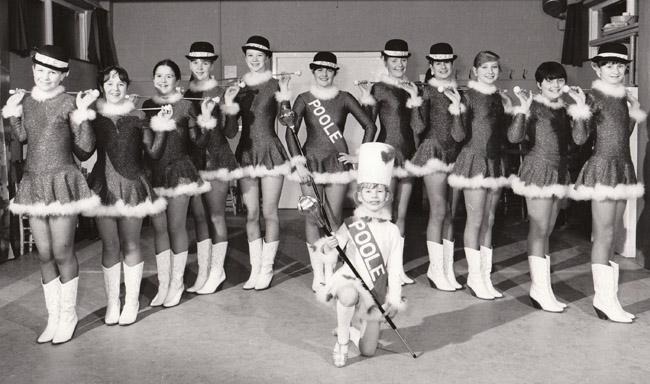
[289,156,306,166]
[510,176,569,199]
[235,162,292,179]
[84,197,167,218]
[629,107,647,123]
[360,94,376,106]
[428,54,455,60]
[591,79,626,98]
[151,92,182,105]
[97,99,135,117]
[243,43,270,52]
[533,94,565,110]
[222,103,240,116]
[569,183,644,201]
[242,71,272,87]
[275,90,292,102]
[428,77,457,90]
[309,85,339,101]
[197,114,217,130]
[187,52,217,58]
[9,195,100,217]
[448,173,511,190]
[467,80,498,95]
[354,206,392,221]
[448,103,466,116]
[597,52,628,60]
[31,86,65,102]
[567,103,592,121]
[406,96,423,109]
[149,115,176,132]
[391,166,411,179]
[188,78,218,93]
[154,181,211,197]
[287,169,357,184]
[311,61,339,70]
[404,159,454,176]
[70,108,96,126]
[199,169,241,182]
[2,104,23,119]
[33,52,68,70]
[383,50,410,57]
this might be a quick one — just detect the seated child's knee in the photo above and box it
[337,285,359,307]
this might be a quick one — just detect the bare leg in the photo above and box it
[117,217,144,266]
[239,177,261,241]
[29,216,57,283]
[525,197,555,258]
[359,321,381,357]
[324,183,348,229]
[443,186,460,241]
[393,178,413,236]
[479,188,502,248]
[166,195,191,254]
[203,180,230,243]
[591,200,617,265]
[151,211,170,255]
[423,173,449,243]
[96,217,121,268]
[463,188,487,250]
[49,215,79,283]
[260,175,284,243]
[189,194,211,243]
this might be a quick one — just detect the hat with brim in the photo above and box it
[32,45,69,72]
[382,39,411,58]
[309,51,339,71]
[427,42,457,62]
[241,35,272,55]
[590,42,631,63]
[186,41,219,61]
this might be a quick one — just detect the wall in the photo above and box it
[111,0,566,95]
[635,0,649,267]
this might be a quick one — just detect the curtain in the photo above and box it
[88,7,119,69]
[561,2,589,66]
[8,0,31,56]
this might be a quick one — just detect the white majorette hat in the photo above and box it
[32,45,69,72]
[357,142,396,187]
[427,42,457,62]
[186,41,219,61]
[241,35,271,55]
[309,51,339,71]
[590,42,631,63]
[382,39,411,58]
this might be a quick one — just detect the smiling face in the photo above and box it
[537,77,565,101]
[384,57,408,79]
[312,67,335,87]
[357,184,390,211]
[474,60,499,84]
[245,49,269,73]
[593,61,627,85]
[32,64,67,92]
[103,70,128,104]
[430,61,453,81]
[189,58,214,81]
[153,65,178,96]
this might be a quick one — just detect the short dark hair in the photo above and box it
[535,61,567,84]
[593,59,628,68]
[152,59,181,80]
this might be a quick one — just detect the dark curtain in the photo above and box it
[88,7,118,69]
[8,0,31,56]
[561,2,589,66]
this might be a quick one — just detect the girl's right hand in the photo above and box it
[224,85,240,104]
[357,82,372,97]
[294,163,311,183]
[324,235,339,250]
[442,87,461,105]
[201,97,217,116]
[7,89,26,106]
[158,104,173,119]
[513,87,533,111]
[564,85,586,105]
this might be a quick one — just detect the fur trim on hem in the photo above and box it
[2,104,23,119]
[567,103,592,121]
[231,162,292,179]
[309,85,339,101]
[290,156,307,166]
[9,195,101,217]
[406,96,423,109]
[31,86,65,102]
[288,170,356,184]
[150,115,176,132]
[630,107,648,123]
[70,108,97,126]
[512,105,531,118]
[392,166,411,178]
[448,174,511,190]
[222,103,240,116]
[448,103,466,116]
[154,181,211,197]
[275,90,292,102]
[467,80,497,95]
[197,114,217,130]
[84,197,167,218]
[404,159,454,176]
[199,168,241,181]
[510,177,569,199]
[592,80,626,98]
[360,94,376,106]
[569,183,644,201]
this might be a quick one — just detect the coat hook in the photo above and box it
[509,70,514,80]
[522,68,527,80]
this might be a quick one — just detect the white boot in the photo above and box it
[150,250,171,307]
[243,238,263,290]
[398,237,414,285]
[119,262,143,325]
[465,247,494,300]
[592,263,633,323]
[102,263,121,325]
[307,242,324,292]
[37,277,61,343]
[610,261,635,320]
[528,256,563,312]
[52,277,79,344]
[480,246,503,298]
[163,251,187,308]
[545,255,567,309]
[426,241,455,291]
[197,242,228,294]
[443,239,462,289]
[187,239,211,293]
[255,240,279,290]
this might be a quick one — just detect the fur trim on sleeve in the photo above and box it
[512,105,531,118]
[448,103,466,116]
[2,104,23,119]
[70,108,97,126]
[275,89,292,102]
[406,96,423,109]
[197,114,217,130]
[630,107,648,123]
[567,103,592,121]
[290,155,307,166]
[360,93,377,106]
[150,115,176,132]
[222,102,240,116]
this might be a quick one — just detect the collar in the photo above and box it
[533,94,565,110]
[378,72,408,87]
[31,85,65,102]
[188,78,218,92]
[427,77,457,90]
[152,91,182,105]
[354,206,392,222]
[467,80,498,95]
[97,99,135,116]
[242,70,272,87]
[591,79,626,98]
[309,85,339,100]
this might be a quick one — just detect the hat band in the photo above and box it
[428,54,455,60]
[598,52,628,60]
[34,52,68,69]
[383,50,409,57]
[187,51,216,58]
[243,43,270,51]
[311,61,338,69]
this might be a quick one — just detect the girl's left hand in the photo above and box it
[158,104,173,119]
[201,97,218,116]
[626,90,641,110]
[76,89,100,110]
[400,82,418,98]
[278,74,291,91]
[513,87,533,110]
[442,87,461,105]
[338,153,358,165]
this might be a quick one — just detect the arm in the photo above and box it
[455,93,472,143]
[627,92,647,135]
[142,127,168,160]
[186,101,202,146]
[507,89,533,144]
[69,91,99,161]
[567,90,593,146]
[285,95,306,158]
[2,98,27,143]
[346,93,377,143]
[359,84,380,130]
[222,85,241,135]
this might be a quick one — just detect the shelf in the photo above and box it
[589,22,638,45]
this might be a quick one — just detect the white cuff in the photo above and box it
[630,107,648,123]
[290,156,307,166]
[222,103,240,116]
[567,103,592,121]
[448,103,466,116]
[512,105,530,118]
[197,114,217,130]
[70,108,97,126]
[360,94,376,106]
[2,104,23,119]
[406,96,423,109]
[275,89,292,102]
[150,115,176,132]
